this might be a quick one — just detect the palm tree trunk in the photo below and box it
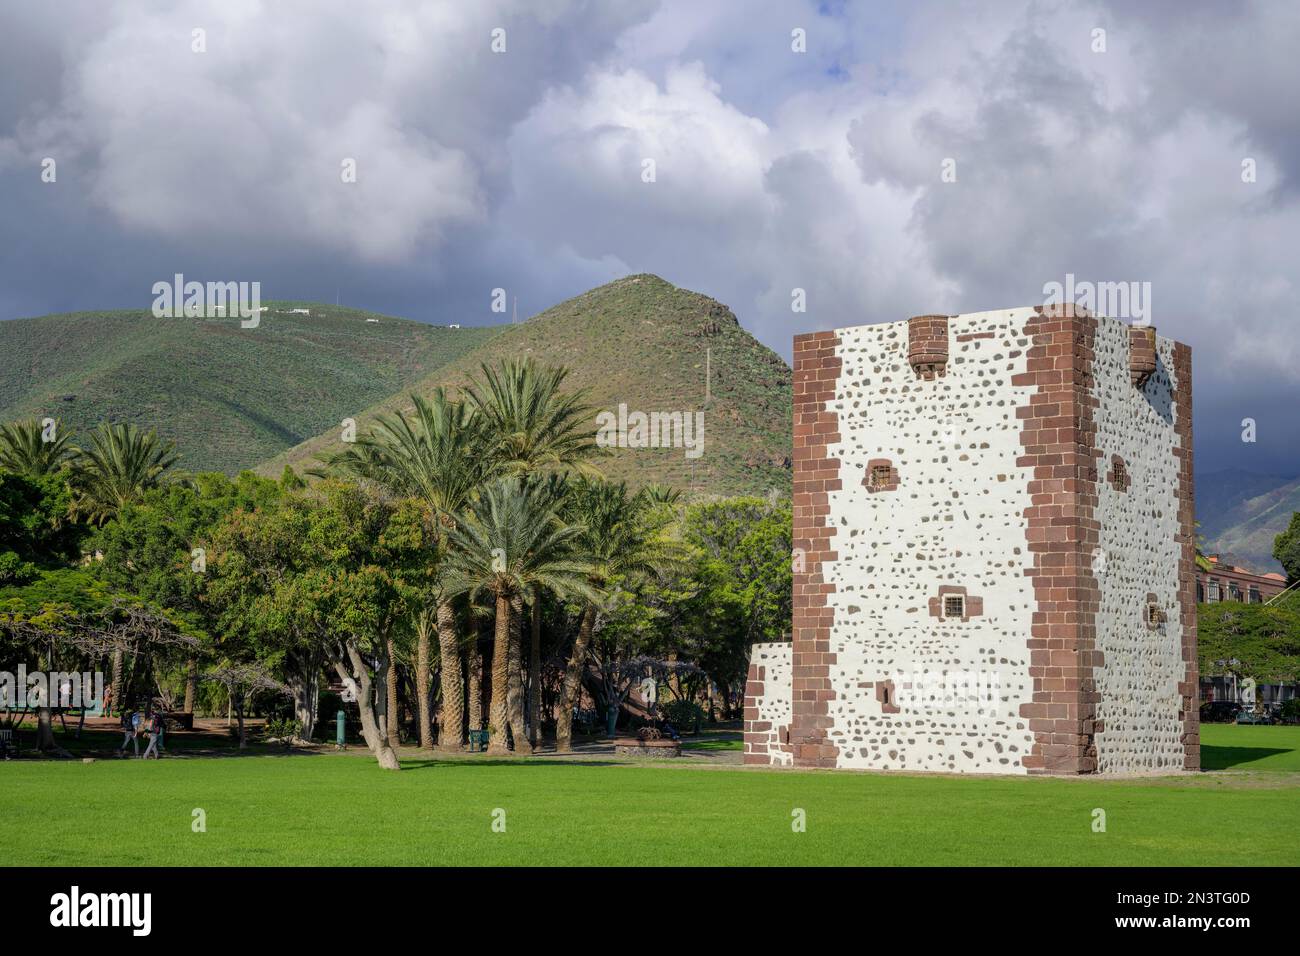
[555,604,596,753]
[528,593,542,748]
[488,592,512,754]
[467,638,482,732]
[507,593,531,754]
[183,657,197,713]
[436,599,464,752]
[385,636,400,747]
[110,648,123,717]
[415,611,434,750]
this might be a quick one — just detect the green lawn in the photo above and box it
[1200,723,1300,771]
[2,724,1297,866]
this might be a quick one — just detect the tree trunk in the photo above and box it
[110,648,123,717]
[528,592,542,748]
[289,674,319,741]
[35,706,64,753]
[415,611,434,750]
[507,593,531,754]
[385,636,400,746]
[467,638,482,732]
[183,658,197,713]
[487,592,511,754]
[555,604,596,753]
[336,643,400,770]
[436,599,465,752]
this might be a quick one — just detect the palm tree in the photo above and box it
[0,418,77,478]
[555,479,688,753]
[318,390,491,752]
[70,422,179,525]
[444,476,596,754]
[463,358,599,475]
[67,421,178,710]
[464,359,599,745]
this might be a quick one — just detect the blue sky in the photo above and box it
[1,0,1297,475]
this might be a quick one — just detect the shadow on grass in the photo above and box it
[401,758,624,771]
[1201,744,1291,771]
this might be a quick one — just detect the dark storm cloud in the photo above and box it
[0,0,1296,473]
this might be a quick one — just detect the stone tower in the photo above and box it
[744,305,1198,775]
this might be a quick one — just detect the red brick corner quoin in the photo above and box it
[790,331,842,768]
[1014,305,1103,774]
[1173,342,1200,770]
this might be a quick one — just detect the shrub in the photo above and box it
[661,699,706,734]
[264,716,303,746]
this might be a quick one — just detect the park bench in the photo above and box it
[467,729,489,752]
[0,728,18,759]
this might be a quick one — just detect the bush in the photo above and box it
[1281,699,1300,725]
[661,700,706,735]
[264,716,303,746]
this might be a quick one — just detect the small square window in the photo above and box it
[1146,603,1163,626]
[870,464,892,489]
[944,595,965,618]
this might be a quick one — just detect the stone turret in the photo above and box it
[1129,325,1157,386]
[907,314,950,380]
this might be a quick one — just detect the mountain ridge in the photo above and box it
[260,275,794,497]
[0,303,500,474]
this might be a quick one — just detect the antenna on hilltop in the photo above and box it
[512,296,518,325]
[705,347,711,404]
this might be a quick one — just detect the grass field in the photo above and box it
[1,724,1296,866]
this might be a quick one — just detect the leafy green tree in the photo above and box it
[554,478,686,752]
[0,418,77,478]
[1199,594,1300,684]
[0,471,82,586]
[679,496,793,714]
[90,471,282,712]
[1275,511,1300,585]
[207,481,410,769]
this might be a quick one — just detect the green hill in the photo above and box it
[0,304,500,473]
[1198,469,1300,573]
[262,275,793,497]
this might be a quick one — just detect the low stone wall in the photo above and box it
[743,642,793,766]
[613,738,682,758]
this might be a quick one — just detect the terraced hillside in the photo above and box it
[0,304,500,473]
[263,276,793,497]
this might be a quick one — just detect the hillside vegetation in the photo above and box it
[264,276,793,497]
[1198,468,1300,573]
[0,304,499,473]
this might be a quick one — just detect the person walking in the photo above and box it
[141,712,163,759]
[118,709,140,757]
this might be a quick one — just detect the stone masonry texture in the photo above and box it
[747,307,1197,775]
